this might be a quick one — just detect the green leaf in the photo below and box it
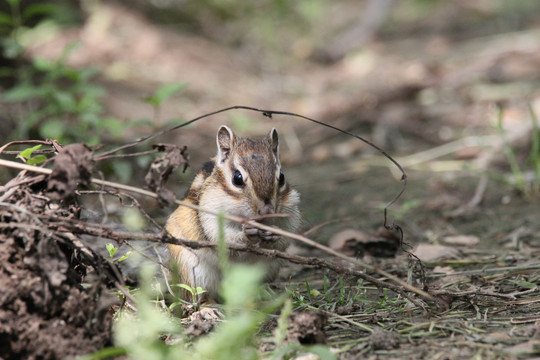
[173,284,195,296]
[33,57,53,72]
[167,301,184,314]
[17,145,47,165]
[0,12,13,26]
[39,119,65,140]
[26,154,47,165]
[144,82,188,107]
[3,84,47,101]
[22,4,62,21]
[116,251,132,263]
[18,144,42,160]
[106,243,117,260]
[194,286,206,295]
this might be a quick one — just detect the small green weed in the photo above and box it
[170,283,206,308]
[292,275,400,314]
[105,243,132,263]
[16,144,47,165]
[85,212,334,359]
[1,0,115,145]
[3,45,117,145]
[491,104,540,199]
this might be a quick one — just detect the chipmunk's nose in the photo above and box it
[259,203,274,215]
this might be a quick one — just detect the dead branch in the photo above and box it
[41,215,428,309]
[0,157,438,307]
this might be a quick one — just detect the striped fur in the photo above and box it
[166,126,301,305]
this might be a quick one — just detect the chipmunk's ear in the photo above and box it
[217,125,235,164]
[267,128,279,158]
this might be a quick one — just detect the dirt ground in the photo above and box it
[1,1,540,359]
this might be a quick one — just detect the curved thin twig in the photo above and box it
[0,158,438,306]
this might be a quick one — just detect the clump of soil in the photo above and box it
[0,172,115,359]
[370,327,400,350]
[286,311,328,345]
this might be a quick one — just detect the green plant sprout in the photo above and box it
[170,283,207,308]
[17,144,47,165]
[85,213,335,360]
[105,243,132,263]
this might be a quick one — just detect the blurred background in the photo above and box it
[1,0,539,237]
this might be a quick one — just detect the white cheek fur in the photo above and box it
[199,185,255,242]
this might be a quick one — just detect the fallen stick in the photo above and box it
[0,158,439,306]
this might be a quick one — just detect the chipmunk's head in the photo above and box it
[214,125,291,218]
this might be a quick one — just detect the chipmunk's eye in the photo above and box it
[278,172,285,187]
[232,169,244,187]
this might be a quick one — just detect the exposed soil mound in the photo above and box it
[0,172,115,359]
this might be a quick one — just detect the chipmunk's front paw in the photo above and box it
[243,224,280,243]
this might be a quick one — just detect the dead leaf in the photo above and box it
[184,316,215,338]
[413,244,459,261]
[329,227,400,258]
[504,339,540,357]
[329,229,368,256]
[455,146,483,159]
[484,332,511,344]
[432,265,454,274]
[145,144,189,207]
[442,235,480,247]
[47,143,94,201]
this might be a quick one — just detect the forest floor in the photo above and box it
[2,2,540,359]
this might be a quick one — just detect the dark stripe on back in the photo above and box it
[183,161,215,201]
[201,161,215,177]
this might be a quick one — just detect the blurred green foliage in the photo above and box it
[0,1,194,185]
[3,44,117,145]
[0,0,119,146]
[96,261,334,360]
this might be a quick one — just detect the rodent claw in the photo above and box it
[243,224,280,242]
[244,226,259,236]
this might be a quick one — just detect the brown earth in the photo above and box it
[2,1,540,359]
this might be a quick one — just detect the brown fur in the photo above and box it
[166,126,301,306]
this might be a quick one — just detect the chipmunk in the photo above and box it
[166,125,301,307]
